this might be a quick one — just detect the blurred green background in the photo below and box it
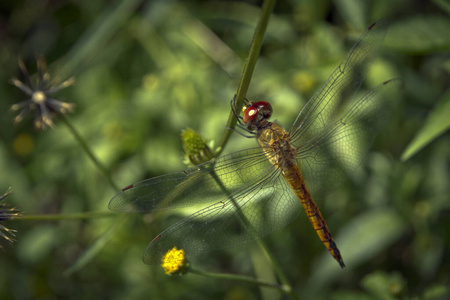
[1,0,449,299]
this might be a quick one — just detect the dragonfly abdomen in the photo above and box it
[257,121,345,267]
[283,163,345,268]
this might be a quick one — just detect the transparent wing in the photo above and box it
[295,79,403,197]
[110,148,269,212]
[290,20,387,143]
[109,19,402,265]
[109,148,302,264]
[286,20,401,195]
[143,169,300,264]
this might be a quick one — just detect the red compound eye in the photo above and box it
[243,101,273,124]
[243,105,259,124]
[253,101,272,119]
[242,101,273,125]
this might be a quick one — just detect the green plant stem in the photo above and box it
[15,211,116,221]
[190,268,290,293]
[209,171,299,300]
[63,214,128,276]
[255,238,297,298]
[211,0,299,297]
[216,0,277,156]
[59,114,119,191]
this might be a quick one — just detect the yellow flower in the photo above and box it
[161,247,188,275]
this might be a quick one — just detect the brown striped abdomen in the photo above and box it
[283,163,345,268]
[257,122,345,267]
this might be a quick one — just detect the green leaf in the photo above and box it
[64,215,128,276]
[432,0,450,14]
[56,0,143,78]
[17,226,60,264]
[337,209,406,265]
[401,91,450,161]
[385,16,450,54]
[308,209,406,288]
[361,271,406,300]
[423,284,450,300]
[331,291,375,300]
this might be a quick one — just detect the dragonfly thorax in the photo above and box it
[257,122,297,170]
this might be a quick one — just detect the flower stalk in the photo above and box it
[10,58,119,191]
[209,0,298,297]
[59,114,119,191]
[216,0,277,156]
[180,0,298,298]
[16,211,115,221]
[189,268,289,292]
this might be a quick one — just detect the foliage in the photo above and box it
[0,0,449,299]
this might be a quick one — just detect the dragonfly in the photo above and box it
[109,19,402,268]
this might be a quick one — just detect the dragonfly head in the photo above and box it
[242,101,273,130]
